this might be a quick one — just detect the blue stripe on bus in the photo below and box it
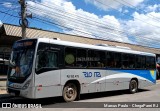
[114,70,156,83]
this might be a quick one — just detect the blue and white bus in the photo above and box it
[7,38,156,102]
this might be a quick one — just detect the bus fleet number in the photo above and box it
[83,72,101,78]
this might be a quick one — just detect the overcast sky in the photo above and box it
[0,0,160,48]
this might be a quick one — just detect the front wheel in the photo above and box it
[63,83,77,102]
[129,80,138,94]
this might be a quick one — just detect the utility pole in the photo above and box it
[19,0,28,39]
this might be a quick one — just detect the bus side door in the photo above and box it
[34,43,61,98]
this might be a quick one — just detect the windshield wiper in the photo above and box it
[9,76,17,79]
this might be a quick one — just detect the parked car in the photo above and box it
[156,63,160,79]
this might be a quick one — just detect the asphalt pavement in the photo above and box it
[0,81,160,111]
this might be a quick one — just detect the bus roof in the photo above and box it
[29,38,156,57]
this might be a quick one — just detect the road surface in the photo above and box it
[0,83,160,111]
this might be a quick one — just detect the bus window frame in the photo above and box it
[35,43,60,74]
[35,42,156,71]
[64,46,88,68]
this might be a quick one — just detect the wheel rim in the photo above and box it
[65,87,75,99]
[64,84,77,101]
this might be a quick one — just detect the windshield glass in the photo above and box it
[8,40,37,83]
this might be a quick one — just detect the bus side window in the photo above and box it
[146,56,156,69]
[106,52,114,68]
[47,51,58,68]
[37,51,48,69]
[87,50,105,68]
[151,57,156,69]
[36,51,58,70]
[122,54,135,69]
[105,52,121,68]
[114,52,121,68]
[122,54,128,69]
[76,49,87,67]
[36,43,59,73]
[65,47,76,67]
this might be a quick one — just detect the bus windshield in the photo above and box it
[8,40,37,83]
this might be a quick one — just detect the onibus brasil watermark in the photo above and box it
[2,103,42,108]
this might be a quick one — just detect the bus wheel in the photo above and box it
[129,79,138,94]
[63,83,77,102]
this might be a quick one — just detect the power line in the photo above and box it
[0,1,18,6]
[28,3,160,47]
[113,0,160,22]
[28,1,153,41]
[1,9,160,48]
[1,1,160,48]
[2,8,20,22]
[94,0,160,29]
[29,6,126,39]
[31,10,160,48]
[1,1,19,21]
[29,1,160,38]
[28,1,125,32]
[0,10,20,18]
[28,7,159,47]
[32,16,160,48]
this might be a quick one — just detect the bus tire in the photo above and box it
[129,79,138,94]
[63,83,77,102]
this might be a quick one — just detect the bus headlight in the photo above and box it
[22,80,31,90]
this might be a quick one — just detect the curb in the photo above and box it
[156,80,160,84]
[0,77,7,81]
[0,90,7,94]
[0,78,7,81]
[0,86,7,94]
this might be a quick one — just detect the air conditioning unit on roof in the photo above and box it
[53,38,61,40]
[95,44,109,47]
